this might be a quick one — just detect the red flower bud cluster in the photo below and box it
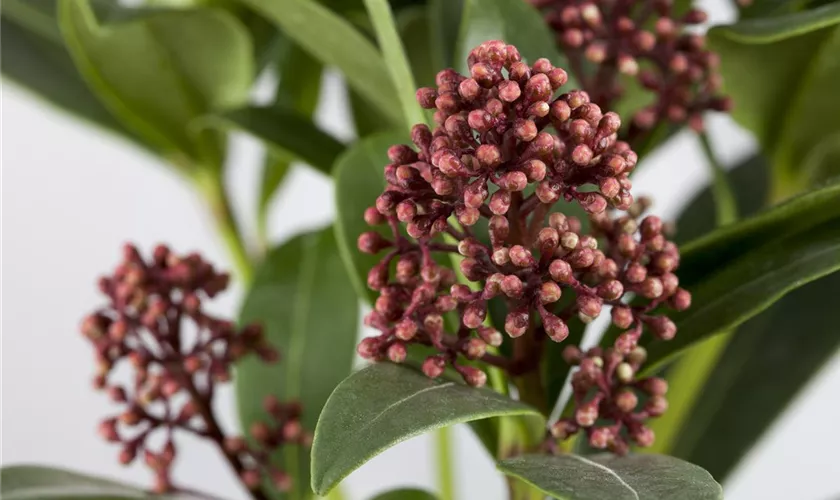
[356,41,690,394]
[550,345,668,454]
[530,0,731,139]
[83,244,302,496]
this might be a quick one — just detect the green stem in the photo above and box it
[435,427,456,500]
[195,170,254,284]
[698,131,738,226]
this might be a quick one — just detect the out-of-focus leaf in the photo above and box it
[310,363,543,496]
[497,454,722,500]
[370,489,439,500]
[59,0,254,166]
[398,6,437,88]
[0,465,160,500]
[428,0,463,69]
[240,0,403,127]
[1,0,150,149]
[708,3,840,186]
[200,106,344,174]
[363,0,427,129]
[236,228,359,500]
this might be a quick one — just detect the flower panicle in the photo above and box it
[83,244,307,493]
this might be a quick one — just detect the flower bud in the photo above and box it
[387,342,407,363]
[615,390,638,413]
[422,356,446,379]
[477,326,503,347]
[549,259,574,283]
[505,309,530,338]
[462,338,487,360]
[575,401,599,427]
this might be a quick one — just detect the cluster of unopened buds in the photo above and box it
[549,344,669,454]
[356,40,690,451]
[529,0,731,140]
[83,244,307,495]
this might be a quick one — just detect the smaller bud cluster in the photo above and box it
[550,345,668,454]
[531,0,731,140]
[84,244,300,495]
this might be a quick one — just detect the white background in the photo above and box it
[3,2,840,498]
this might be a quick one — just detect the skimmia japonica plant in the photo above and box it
[5,0,840,499]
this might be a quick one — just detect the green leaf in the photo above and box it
[672,271,840,481]
[644,216,840,372]
[334,131,409,303]
[363,0,427,130]
[239,0,404,127]
[497,454,722,500]
[398,6,437,88]
[310,363,544,496]
[1,0,151,149]
[708,3,840,186]
[370,489,439,500]
[236,227,359,500]
[456,0,571,81]
[429,0,464,70]
[0,465,156,499]
[59,0,254,166]
[200,106,344,175]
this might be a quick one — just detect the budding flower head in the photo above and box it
[85,244,302,493]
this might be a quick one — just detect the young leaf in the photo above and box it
[334,131,409,303]
[371,489,439,500]
[708,3,840,185]
[0,465,156,499]
[643,217,840,372]
[236,227,359,500]
[1,0,150,150]
[239,0,404,127]
[363,0,427,130]
[199,106,345,175]
[310,363,544,496]
[497,454,722,500]
[59,0,253,166]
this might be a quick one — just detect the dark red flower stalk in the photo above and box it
[356,40,688,450]
[83,244,307,497]
[529,0,731,142]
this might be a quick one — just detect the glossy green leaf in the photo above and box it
[334,132,408,303]
[1,0,150,149]
[708,3,840,185]
[311,363,543,495]
[240,0,403,127]
[237,228,359,500]
[456,0,570,77]
[370,489,439,500]
[363,0,427,129]
[0,465,155,499]
[497,454,722,500]
[59,0,253,165]
[201,106,344,174]
[644,216,840,372]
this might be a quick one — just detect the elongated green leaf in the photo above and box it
[239,0,403,127]
[497,454,722,500]
[709,3,840,184]
[59,0,253,165]
[1,0,150,149]
[363,0,427,129]
[311,363,543,495]
[0,465,155,499]
[371,489,439,500]
[429,0,463,70]
[201,106,344,174]
[644,217,840,371]
[398,6,437,88]
[456,0,570,77]
[334,132,408,303]
[237,228,359,500]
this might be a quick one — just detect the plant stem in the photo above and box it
[195,170,254,284]
[435,426,456,500]
[697,131,738,226]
